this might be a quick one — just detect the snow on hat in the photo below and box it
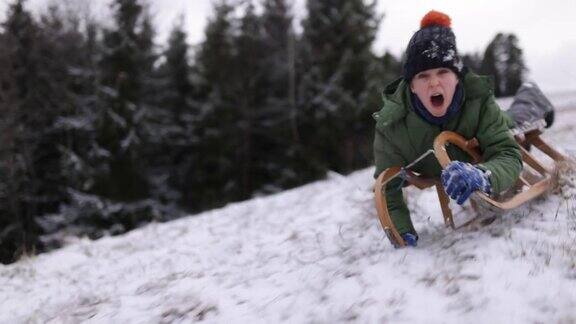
[403,10,463,81]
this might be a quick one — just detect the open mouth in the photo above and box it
[430,94,444,107]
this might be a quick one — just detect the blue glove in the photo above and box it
[441,161,491,205]
[401,233,418,247]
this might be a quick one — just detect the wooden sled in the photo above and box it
[374,129,568,247]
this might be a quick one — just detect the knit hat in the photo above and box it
[403,10,463,82]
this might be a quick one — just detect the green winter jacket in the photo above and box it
[372,71,522,234]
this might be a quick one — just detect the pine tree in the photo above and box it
[34,4,120,247]
[250,0,304,191]
[159,17,194,123]
[233,2,272,198]
[135,7,186,213]
[481,33,504,96]
[480,33,526,97]
[152,17,198,211]
[0,0,76,262]
[261,0,293,104]
[505,34,525,96]
[95,0,153,201]
[37,1,172,247]
[0,26,27,263]
[194,0,239,208]
[299,0,381,174]
[50,13,101,198]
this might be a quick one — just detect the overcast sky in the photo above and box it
[1,0,575,92]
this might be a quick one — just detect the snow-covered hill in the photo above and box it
[1,93,576,323]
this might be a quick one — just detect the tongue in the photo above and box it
[431,95,444,107]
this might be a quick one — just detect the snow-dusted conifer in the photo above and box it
[149,17,198,212]
[481,33,526,97]
[193,1,240,209]
[95,0,153,201]
[299,0,381,174]
[258,0,307,191]
[233,2,271,198]
[0,0,77,262]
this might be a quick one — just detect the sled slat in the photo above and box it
[404,171,436,189]
[518,175,530,187]
[519,145,552,175]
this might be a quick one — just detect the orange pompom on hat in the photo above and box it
[420,10,451,29]
[403,10,463,81]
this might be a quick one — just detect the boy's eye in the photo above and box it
[417,73,428,79]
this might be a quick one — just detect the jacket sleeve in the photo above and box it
[373,127,413,234]
[476,96,523,193]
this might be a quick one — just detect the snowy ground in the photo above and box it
[1,93,576,323]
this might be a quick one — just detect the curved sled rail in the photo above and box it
[433,131,564,210]
[374,167,406,247]
[374,166,454,247]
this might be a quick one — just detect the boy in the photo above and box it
[373,11,523,247]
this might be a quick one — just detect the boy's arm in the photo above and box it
[374,129,413,234]
[475,96,523,193]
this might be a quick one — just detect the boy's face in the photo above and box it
[410,67,459,117]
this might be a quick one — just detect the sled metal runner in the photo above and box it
[374,129,567,248]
